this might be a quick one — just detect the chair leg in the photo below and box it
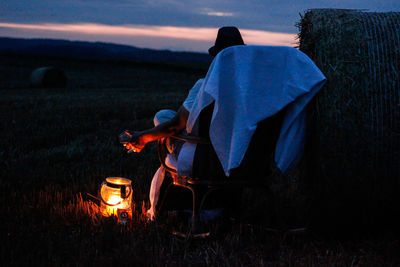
[155,182,174,217]
[190,186,220,234]
[190,186,201,233]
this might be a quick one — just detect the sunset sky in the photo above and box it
[1,0,399,52]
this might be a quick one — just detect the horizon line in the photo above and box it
[0,22,297,52]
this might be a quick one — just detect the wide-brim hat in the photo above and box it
[208,26,245,57]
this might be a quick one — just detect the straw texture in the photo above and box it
[298,9,400,229]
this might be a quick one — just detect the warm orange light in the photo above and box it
[99,177,133,217]
[125,143,134,150]
[107,195,122,205]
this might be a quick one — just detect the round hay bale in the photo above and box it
[298,9,400,231]
[30,66,67,88]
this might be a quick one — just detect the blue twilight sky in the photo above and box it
[1,0,399,52]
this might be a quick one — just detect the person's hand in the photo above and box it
[119,130,146,153]
[119,130,132,144]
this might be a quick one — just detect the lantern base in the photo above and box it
[117,209,132,225]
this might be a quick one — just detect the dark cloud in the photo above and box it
[1,0,399,33]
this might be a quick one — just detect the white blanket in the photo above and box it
[178,45,326,176]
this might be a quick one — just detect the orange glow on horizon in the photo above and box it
[0,22,297,49]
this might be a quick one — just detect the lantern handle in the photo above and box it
[104,181,132,199]
[121,184,132,199]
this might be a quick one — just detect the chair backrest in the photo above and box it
[192,103,286,181]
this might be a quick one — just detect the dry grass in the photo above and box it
[1,53,399,265]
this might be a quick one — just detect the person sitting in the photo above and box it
[119,26,246,219]
[120,27,327,221]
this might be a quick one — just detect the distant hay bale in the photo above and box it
[30,67,67,88]
[298,9,400,230]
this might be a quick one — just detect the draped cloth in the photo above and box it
[178,45,326,176]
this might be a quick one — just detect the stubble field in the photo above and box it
[0,54,398,266]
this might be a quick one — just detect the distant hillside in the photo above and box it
[0,37,212,64]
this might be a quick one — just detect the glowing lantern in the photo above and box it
[99,177,133,217]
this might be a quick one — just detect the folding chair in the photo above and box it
[157,103,286,234]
